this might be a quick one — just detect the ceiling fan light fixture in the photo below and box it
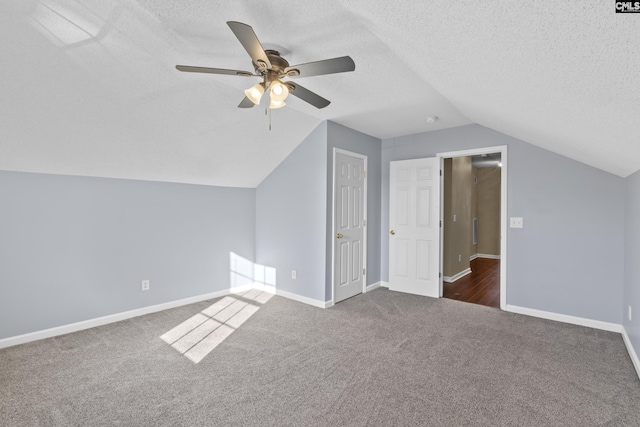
[270,80,289,102]
[176,22,355,112]
[269,99,286,109]
[244,82,265,105]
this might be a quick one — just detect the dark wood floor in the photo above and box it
[443,257,500,308]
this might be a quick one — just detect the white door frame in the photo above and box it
[436,145,508,309]
[331,148,368,305]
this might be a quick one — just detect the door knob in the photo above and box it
[390,230,396,235]
[337,233,344,239]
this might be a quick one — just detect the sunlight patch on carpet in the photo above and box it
[161,290,272,363]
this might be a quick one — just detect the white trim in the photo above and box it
[443,268,471,283]
[437,145,508,309]
[477,253,501,260]
[437,145,507,159]
[366,281,383,292]
[229,283,256,294]
[499,148,507,309]
[505,304,622,333]
[380,281,390,288]
[0,284,338,349]
[438,157,445,298]
[276,289,333,308]
[0,289,231,349]
[331,148,368,306]
[231,282,277,295]
[469,253,502,261]
[622,326,640,380]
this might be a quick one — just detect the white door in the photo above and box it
[334,151,366,303]
[389,158,440,297]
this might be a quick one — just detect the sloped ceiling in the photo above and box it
[1,1,638,187]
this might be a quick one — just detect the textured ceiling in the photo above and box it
[1,1,638,187]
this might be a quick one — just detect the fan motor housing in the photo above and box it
[262,50,289,75]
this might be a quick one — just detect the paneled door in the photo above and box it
[389,158,440,297]
[334,150,366,303]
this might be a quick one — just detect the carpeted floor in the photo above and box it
[1,288,639,426]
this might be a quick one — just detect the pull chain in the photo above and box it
[265,107,272,131]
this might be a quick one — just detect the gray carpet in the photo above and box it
[1,288,639,426]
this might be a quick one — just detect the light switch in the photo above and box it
[510,217,524,228]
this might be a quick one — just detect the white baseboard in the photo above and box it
[505,304,622,333]
[470,254,501,261]
[275,289,332,309]
[229,284,256,294]
[477,253,501,260]
[380,281,390,288]
[443,268,471,283]
[505,306,637,380]
[366,281,383,292]
[622,326,640,380]
[0,289,231,350]
[0,283,334,349]
[230,282,276,295]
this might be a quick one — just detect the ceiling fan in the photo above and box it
[176,21,355,110]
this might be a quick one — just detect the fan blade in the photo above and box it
[284,56,355,78]
[285,82,330,109]
[238,97,255,108]
[227,21,272,70]
[176,65,255,76]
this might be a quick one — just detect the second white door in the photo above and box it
[389,157,441,297]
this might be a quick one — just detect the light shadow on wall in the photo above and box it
[160,253,276,363]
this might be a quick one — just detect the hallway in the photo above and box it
[443,258,500,308]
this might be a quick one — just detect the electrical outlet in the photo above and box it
[453,214,457,222]
[141,280,150,291]
[458,254,461,262]
[292,270,297,279]
[629,305,633,321]
[510,217,524,228]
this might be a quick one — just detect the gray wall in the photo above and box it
[382,124,625,324]
[255,123,328,302]
[326,122,382,299]
[0,171,255,339]
[624,170,640,357]
[255,121,381,303]
[3,121,629,340]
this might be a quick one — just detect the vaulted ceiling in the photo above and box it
[2,1,638,187]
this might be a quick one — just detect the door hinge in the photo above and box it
[363,220,367,227]
[440,220,442,227]
[363,268,366,275]
[439,272,442,278]
[440,169,442,176]
[363,170,367,178]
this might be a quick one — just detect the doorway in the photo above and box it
[437,146,507,309]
